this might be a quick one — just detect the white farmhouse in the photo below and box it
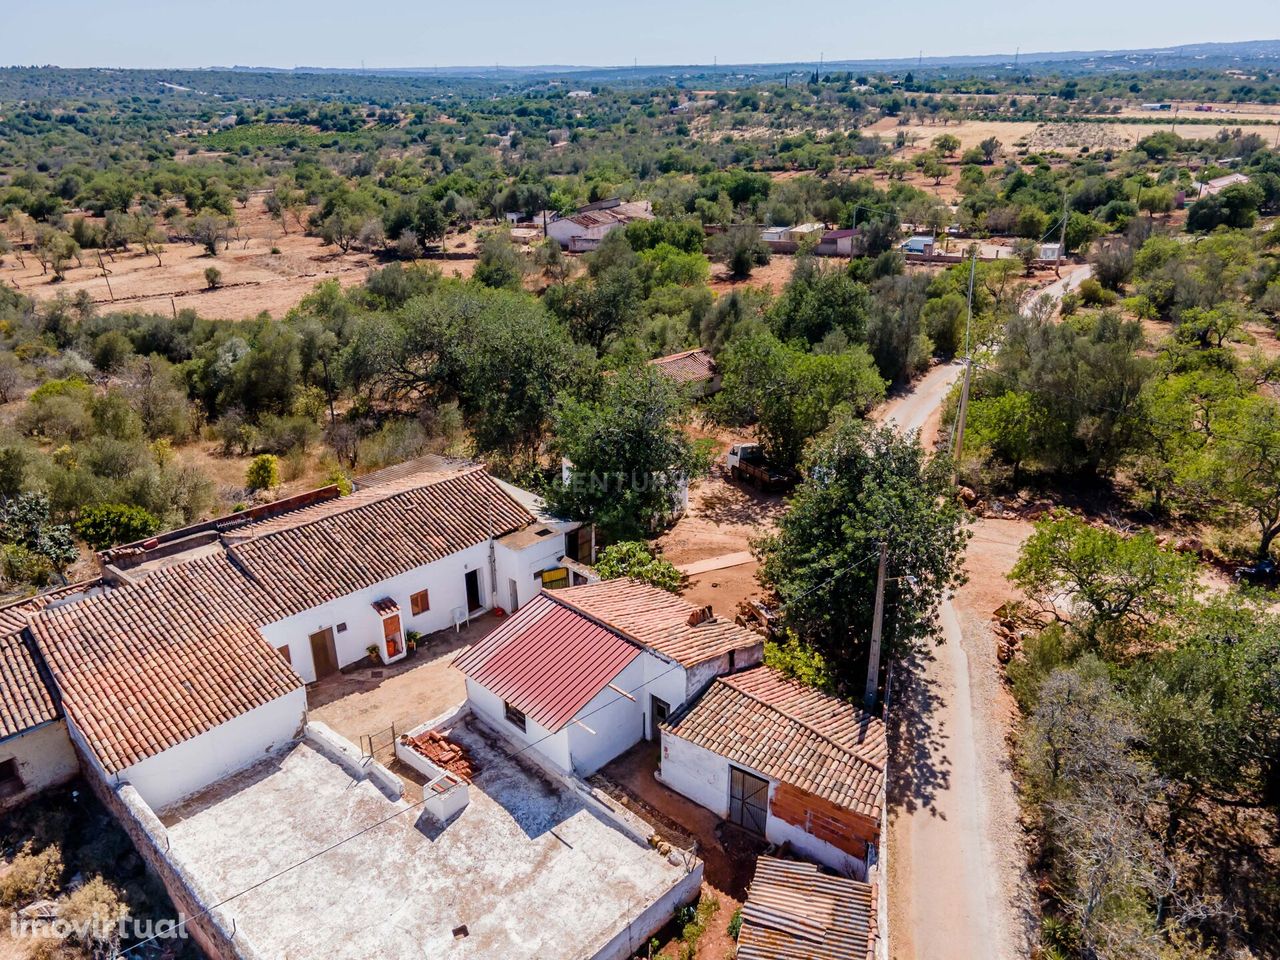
[545,199,654,253]
[454,579,763,776]
[21,459,586,811]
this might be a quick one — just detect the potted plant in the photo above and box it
[366,643,380,664]
[406,630,421,655]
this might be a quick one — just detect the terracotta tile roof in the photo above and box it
[0,631,58,740]
[371,597,399,617]
[29,553,301,774]
[0,582,102,740]
[453,593,640,732]
[26,466,537,775]
[649,348,717,385]
[223,468,534,610]
[663,665,886,819]
[553,579,760,667]
[738,856,875,960]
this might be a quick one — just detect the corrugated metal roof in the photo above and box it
[452,594,641,732]
[737,857,875,960]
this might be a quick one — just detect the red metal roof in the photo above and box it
[452,594,640,732]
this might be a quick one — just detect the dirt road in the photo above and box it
[883,269,1094,960]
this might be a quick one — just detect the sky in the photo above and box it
[2,0,1276,70]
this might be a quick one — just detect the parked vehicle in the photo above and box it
[1234,557,1278,588]
[725,443,796,492]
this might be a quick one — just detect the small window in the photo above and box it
[336,622,348,633]
[503,701,527,732]
[0,758,22,798]
[728,649,736,672]
[410,589,431,616]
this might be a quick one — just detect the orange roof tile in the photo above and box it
[552,579,761,667]
[29,467,538,774]
[664,665,886,819]
[648,348,717,384]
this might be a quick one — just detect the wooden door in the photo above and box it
[382,614,402,658]
[308,627,339,679]
[729,766,770,835]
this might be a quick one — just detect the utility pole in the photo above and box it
[96,252,114,302]
[952,250,978,469]
[863,542,889,710]
[1055,185,1068,279]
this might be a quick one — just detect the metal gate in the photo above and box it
[360,723,397,760]
[729,766,769,834]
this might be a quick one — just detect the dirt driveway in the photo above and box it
[657,470,787,615]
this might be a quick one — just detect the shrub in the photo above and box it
[204,266,222,290]
[73,503,162,550]
[245,454,280,491]
[594,542,682,592]
[60,876,128,956]
[256,413,321,455]
[728,907,743,940]
[0,842,63,906]
[326,468,352,496]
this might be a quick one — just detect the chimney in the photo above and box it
[686,605,715,627]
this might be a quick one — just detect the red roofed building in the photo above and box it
[453,579,762,776]
[648,348,721,397]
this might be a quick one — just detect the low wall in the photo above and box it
[588,860,704,960]
[70,736,265,960]
[393,737,470,821]
[304,721,403,799]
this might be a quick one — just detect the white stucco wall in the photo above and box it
[0,720,79,809]
[682,642,764,701]
[118,688,308,812]
[260,542,492,682]
[493,530,574,614]
[565,658,645,775]
[658,730,865,876]
[464,677,571,772]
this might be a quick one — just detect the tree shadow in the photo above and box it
[885,643,952,818]
[695,479,789,528]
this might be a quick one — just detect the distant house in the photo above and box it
[737,857,878,960]
[901,235,935,255]
[784,222,826,242]
[659,665,886,877]
[649,347,721,397]
[817,228,858,257]
[1141,102,1173,111]
[1039,241,1063,261]
[454,579,763,777]
[1195,172,1250,197]
[760,226,789,243]
[545,199,654,253]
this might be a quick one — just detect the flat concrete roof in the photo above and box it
[161,718,690,959]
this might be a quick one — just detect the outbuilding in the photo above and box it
[659,665,885,877]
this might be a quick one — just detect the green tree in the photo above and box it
[473,230,526,291]
[932,133,961,156]
[756,419,969,684]
[594,541,682,592]
[1011,511,1197,648]
[547,365,708,541]
[709,224,769,279]
[73,503,162,550]
[0,493,77,572]
[713,332,885,471]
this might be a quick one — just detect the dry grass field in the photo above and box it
[1,194,480,320]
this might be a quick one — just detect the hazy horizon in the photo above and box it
[2,0,1277,72]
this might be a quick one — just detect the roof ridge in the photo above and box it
[721,669,885,771]
[542,590,650,656]
[235,464,506,543]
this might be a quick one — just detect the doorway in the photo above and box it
[728,766,769,835]
[648,695,670,741]
[508,578,519,614]
[308,627,339,679]
[465,569,483,612]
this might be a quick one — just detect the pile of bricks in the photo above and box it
[402,731,478,781]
